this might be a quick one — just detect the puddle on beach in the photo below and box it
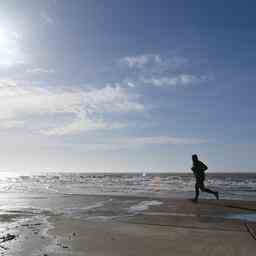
[143,211,256,223]
[224,213,256,222]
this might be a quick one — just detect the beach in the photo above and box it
[1,192,256,255]
[1,0,256,254]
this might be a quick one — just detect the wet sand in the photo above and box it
[47,198,256,256]
[1,196,256,255]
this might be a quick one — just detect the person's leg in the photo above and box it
[193,182,200,202]
[200,182,219,200]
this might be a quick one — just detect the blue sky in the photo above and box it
[0,0,256,172]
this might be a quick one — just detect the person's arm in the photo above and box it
[201,162,208,171]
[191,165,196,174]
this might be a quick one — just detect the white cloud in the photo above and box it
[27,68,55,74]
[112,136,208,146]
[40,11,54,24]
[121,54,189,70]
[142,74,208,87]
[67,136,208,150]
[166,56,189,68]
[0,80,144,135]
[41,120,126,136]
[41,112,127,136]
[0,120,25,129]
[127,82,136,88]
[120,53,210,89]
[40,118,107,136]
[121,54,162,68]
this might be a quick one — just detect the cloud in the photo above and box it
[26,68,55,74]
[0,80,144,135]
[40,118,107,136]
[127,82,136,88]
[65,136,208,150]
[40,11,54,24]
[119,53,211,89]
[142,74,208,87]
[165,56,189,68]
[112,136,208,146]
[0,120,25,129]
[41,117,126,136]
[121,54,162,68]
[120,54,190,70]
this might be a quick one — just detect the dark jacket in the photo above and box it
[191,161,208,180]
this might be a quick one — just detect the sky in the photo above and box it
[0,0,256,172]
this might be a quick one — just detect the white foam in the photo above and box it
[64,201,105,214]
[128,200,163,213]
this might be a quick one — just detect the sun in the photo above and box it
[0,26,22,67]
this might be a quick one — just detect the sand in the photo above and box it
[47,198,256,256]
[1,196,256,255]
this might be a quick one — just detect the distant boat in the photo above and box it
[142,172,146,177]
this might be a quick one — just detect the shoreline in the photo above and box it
[0,195,256,255]
[47,197,256,256]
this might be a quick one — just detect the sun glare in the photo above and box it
[0,26,22,67]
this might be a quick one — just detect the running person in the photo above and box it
[191,154,219,202]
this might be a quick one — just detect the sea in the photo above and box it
[0,172,256,200]
[0,172,256,223]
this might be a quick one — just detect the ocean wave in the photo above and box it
[128,200,163,213]
[0,172,256,200]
